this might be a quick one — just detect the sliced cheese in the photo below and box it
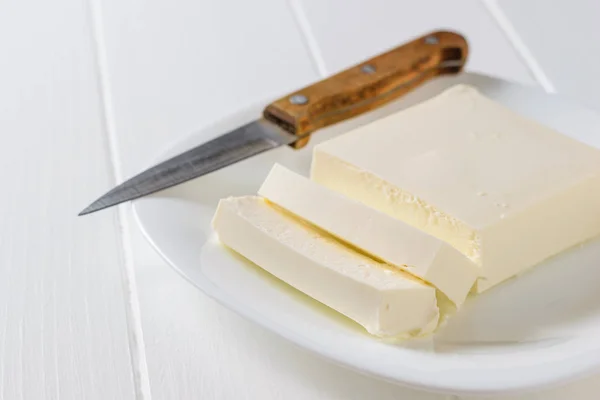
[258,164,476,306]
[212,196,439,338]
[312,84,600,292]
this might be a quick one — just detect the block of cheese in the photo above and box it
[258,164,477,306]
[212,196,439,337]
[312,84,600,292]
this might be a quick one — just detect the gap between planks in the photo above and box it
[480,0,555,93]
[84,0,152,399]
[288,0,329,77]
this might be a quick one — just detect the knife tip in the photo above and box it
[78,201,105,216]
[78,206,94,216]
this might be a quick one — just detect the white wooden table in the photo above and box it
[2,0,599,399]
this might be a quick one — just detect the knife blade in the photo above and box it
[79,120,295,215]
[80,30,468,215]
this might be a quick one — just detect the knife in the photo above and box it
[79,30,468,216]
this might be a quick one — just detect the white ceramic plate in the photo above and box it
[133,73,600,396]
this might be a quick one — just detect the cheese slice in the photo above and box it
[258,164,477,306]
[312,84,600,292]
[212,196,439,338]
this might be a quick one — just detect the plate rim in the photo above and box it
[131,72,600,395]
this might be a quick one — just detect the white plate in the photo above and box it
[133,73,600,396]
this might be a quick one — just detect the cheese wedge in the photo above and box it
[312,84,600,292]
[212,196,439,337]
[258,164,477,306]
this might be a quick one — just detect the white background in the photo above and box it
[1,0,599,399]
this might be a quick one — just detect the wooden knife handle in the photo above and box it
[264,30,468,149]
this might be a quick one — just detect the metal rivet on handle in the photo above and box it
[361,64,376,74]
[289,94,308,105]
[424,35,439,45]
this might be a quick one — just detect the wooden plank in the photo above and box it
[0,0,136,399]
[93,0,383,398]
[293,0,535,85]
